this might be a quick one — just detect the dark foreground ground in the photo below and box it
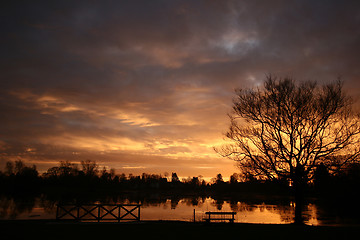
[1,220,360,240]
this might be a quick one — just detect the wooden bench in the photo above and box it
[204,211,236,223]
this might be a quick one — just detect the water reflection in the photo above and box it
[0,196,35,219]
[0,195,358,226]
[0,195,55,220]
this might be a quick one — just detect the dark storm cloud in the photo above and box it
[1,0,360,176]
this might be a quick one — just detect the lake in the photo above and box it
[0,195,358,226]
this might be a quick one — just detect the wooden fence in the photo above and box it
[56,204,141,222]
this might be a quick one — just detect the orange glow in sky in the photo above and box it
[1,1,360,179]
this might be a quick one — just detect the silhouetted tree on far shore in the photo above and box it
[0,160,38,192]
[1,158,359,211]
[216,76,360,224]
[171,172,180,182]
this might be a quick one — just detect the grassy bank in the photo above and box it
[1,220,360,240]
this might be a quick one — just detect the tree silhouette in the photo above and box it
[216,76,360,224]
[81,160,98,177]
[171,172,180,182]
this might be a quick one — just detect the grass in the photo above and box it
[1,220,360,240]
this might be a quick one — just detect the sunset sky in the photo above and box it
[1,0,360,179]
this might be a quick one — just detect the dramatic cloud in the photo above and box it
[1,0,360,178]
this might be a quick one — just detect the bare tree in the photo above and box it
[216,76,360,224]
[81,160,98,177]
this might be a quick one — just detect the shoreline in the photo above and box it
[2,219,360,240]
[2,218,360,227]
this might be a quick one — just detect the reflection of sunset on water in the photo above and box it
[0,196,323,225]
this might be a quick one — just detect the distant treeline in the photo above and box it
[1,160,360,200]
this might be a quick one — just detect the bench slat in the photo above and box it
[205,212,236,215]
[206,218,233,220]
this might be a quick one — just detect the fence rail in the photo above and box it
[56,204,141,222]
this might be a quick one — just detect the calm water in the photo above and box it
[0,195,358,226]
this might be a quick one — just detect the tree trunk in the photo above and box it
[293,168,305,225]
[293,164,306,225]
[294,182,304,225]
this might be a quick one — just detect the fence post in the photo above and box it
[118,205,121,222]
[56,205,59,220]
[138,205,141,221]
[98,205,101,222]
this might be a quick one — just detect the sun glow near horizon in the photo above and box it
[1,88,236,179]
